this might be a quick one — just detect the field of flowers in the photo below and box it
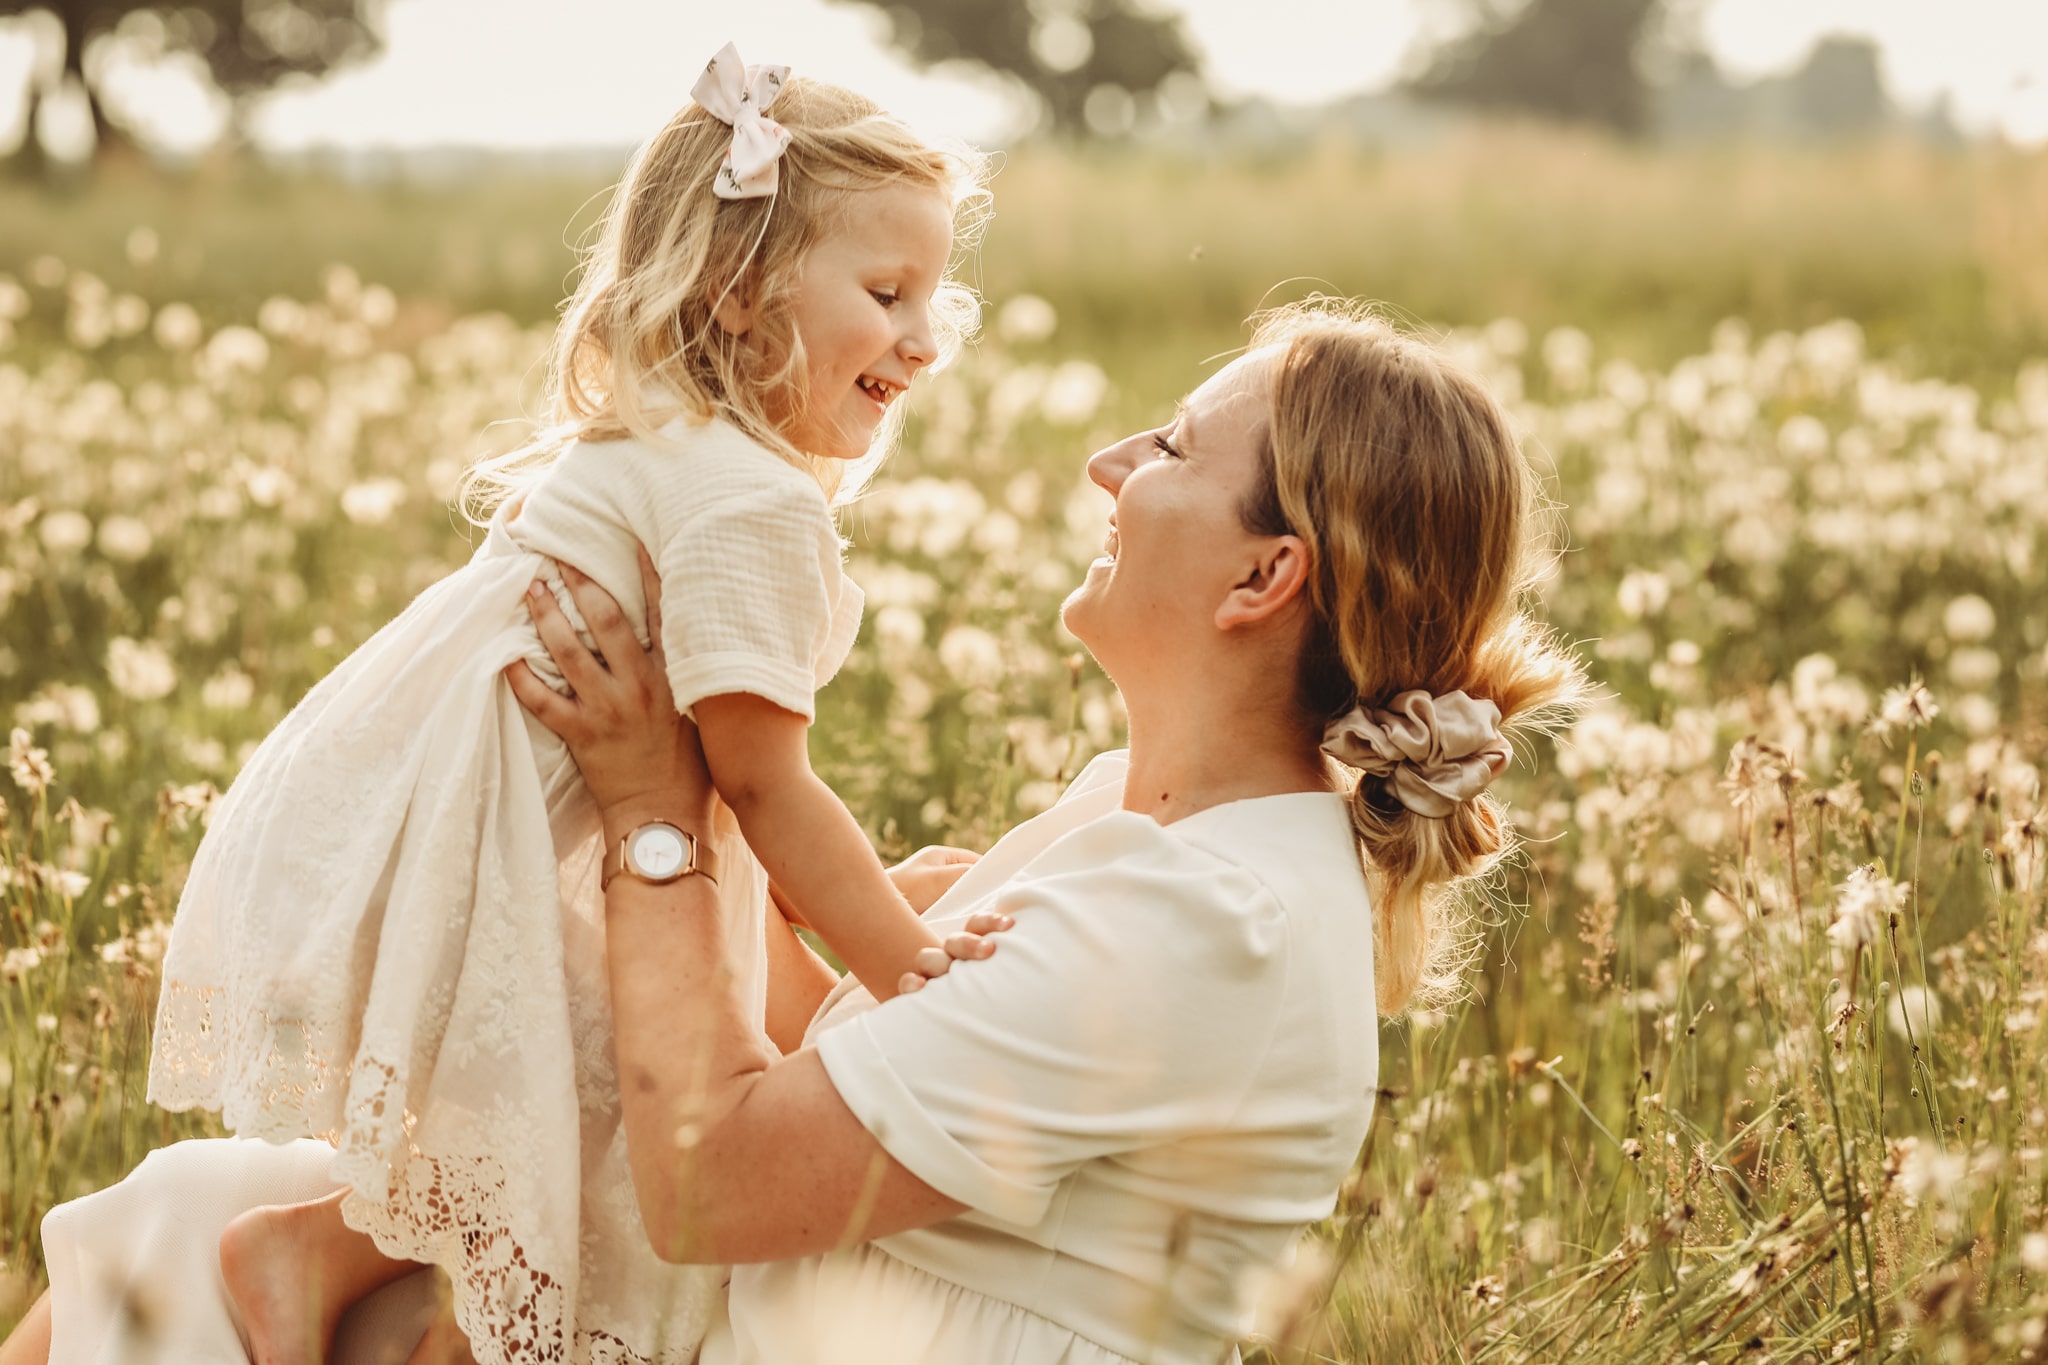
[2,225,2045,1361]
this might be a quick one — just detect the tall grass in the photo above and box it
[2,135,2046,1356]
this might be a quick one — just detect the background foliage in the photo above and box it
[3,131,2047,1357]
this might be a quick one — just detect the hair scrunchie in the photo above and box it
[692,42,792,201]
[1321,689,1513,819]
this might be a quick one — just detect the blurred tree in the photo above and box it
[1408,0,1678,136]
[1788,35,1887,139]
[835,0,1204,136]
[2,0,385,171]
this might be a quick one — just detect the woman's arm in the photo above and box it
[505,557,969,1262]
[764,903,836,1055]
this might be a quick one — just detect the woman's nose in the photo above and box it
[1086,437,1140,494]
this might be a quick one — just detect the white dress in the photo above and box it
[141,415,863,1365]
[702,751,1382,1365]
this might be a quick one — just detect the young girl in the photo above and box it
[141,45,989,1365]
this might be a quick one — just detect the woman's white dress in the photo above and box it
[705,751,1382,1365]
[138,416,863,1365]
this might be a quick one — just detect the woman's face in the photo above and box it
[1061,351,1276,674]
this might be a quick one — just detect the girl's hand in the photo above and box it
[505,551,714,828]
[886,845,980,914]
[896,909,1015,997]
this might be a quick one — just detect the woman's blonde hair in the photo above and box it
[465,75,991,516]
[1243,300,1589,1016]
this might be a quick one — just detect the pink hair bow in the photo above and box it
[1321,690,1513,819]
[692,42,792,201]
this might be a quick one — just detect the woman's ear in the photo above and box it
[713,279,756,338]
[1215,535,1311,632]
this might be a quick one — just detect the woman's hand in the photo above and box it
[887,844,980,914]
[897,908,1015,997]
[505,551,714,828]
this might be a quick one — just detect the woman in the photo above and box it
[502,299,1585,1361]
[5,300,1583,1363]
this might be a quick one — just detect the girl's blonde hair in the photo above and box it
[466,75,991,516]
[1243,301,1589,1016]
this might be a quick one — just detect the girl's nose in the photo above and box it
[899,304,939,372]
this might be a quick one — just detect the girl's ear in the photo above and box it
[1215,535,1311,632]
[713,279,756,338]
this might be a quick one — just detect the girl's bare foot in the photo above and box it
[220,1191,419,1365]
[219,1200,345,1365]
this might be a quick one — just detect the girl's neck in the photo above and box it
[1119,689,1330,825]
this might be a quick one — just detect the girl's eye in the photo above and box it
[1151,432,1183,459]
[870,289,899,309]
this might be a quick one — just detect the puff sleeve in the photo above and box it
[656,474,862,721]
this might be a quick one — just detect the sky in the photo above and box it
[2,0,2046,155]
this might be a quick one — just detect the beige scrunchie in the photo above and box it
[1320,689,1513,818]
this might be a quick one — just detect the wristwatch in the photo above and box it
[603,821,720,890]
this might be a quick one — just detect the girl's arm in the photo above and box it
[692,693,938,1000]
[506,558,967,1262]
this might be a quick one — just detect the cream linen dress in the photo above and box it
[138,415,863,1365]
[702,751,1381,1365]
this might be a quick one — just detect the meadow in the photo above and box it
[2,132,2047,1359]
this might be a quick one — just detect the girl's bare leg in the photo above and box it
[0,1293,53,1365]
[220,1189,421,1365]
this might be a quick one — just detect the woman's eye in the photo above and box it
[1151,432,1183,459]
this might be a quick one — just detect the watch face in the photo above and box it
[629,825,688,879]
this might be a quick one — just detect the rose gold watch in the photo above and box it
[602,821,720,890]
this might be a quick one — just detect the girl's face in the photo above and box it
[780,184,954,461]
[1061,351,1278,676]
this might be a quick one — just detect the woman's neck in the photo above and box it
[1119,691,1331,825]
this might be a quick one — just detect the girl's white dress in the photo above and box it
[142,415,863,1365]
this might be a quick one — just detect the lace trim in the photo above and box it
[339,1148,568,1363]
[150,982,708,1364]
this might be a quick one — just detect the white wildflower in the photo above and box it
[871,605,926,656]
[1829,865,1904,961]
[1897,1141,1969,1205]
[1040,360,1108,426]
[340,478,408,526]
[107,638,178,702]
[153,302,202,351]
[15,683,100,734]
[937,626,1005,689]
[1942,594,1996,642]
[1616,570,1670,620]
[1873,681,1939,738]
[8,727,54,795]
[200,666,255,710]
[1542,326,1593,390]
[1886,984,1941,1041]
[1947,648,2000,691]
[38,509,94,556]
[203,325,271,375]
[95,514,153,563]
[995,294,1057,345]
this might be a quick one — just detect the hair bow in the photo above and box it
[1321,690,1513,819]
[691,42,792,201]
